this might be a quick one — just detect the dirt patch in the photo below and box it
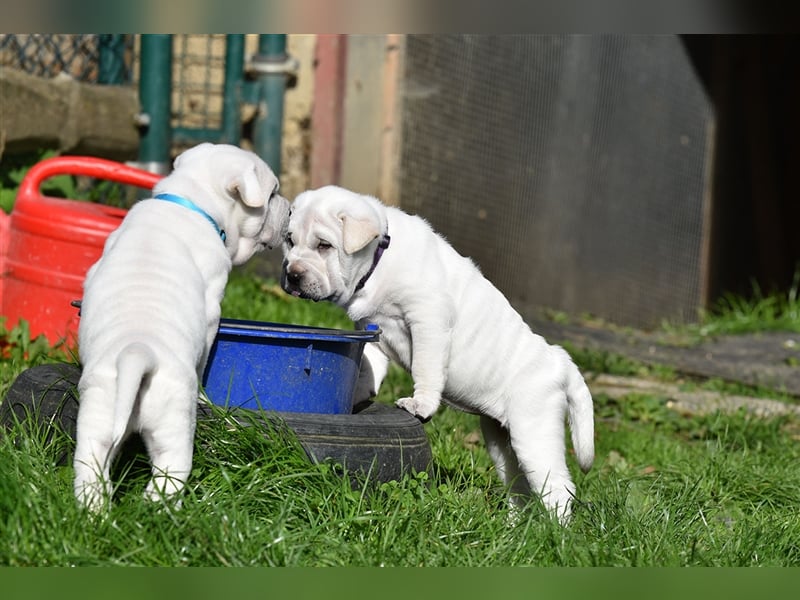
[588,373,800,419]
[531,315,800,397]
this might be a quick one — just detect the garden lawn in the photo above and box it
[1,270,799,566]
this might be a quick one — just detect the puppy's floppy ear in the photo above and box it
[340,214,380,254]
[227,167,268,208]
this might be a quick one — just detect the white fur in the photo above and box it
[73,143,290,511]
[281,185,594,523]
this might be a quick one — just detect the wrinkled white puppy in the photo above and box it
[281,185,594,522]
[73,143,289,511]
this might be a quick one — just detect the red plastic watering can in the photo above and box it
[0,156,162,347]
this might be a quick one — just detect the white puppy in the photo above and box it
[282,185,594,522]
[73,143,289,511]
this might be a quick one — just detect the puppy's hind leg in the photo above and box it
[141,426,194,507]
[481,415,533,524]
[73,384,118,512]
[506,389,576,524]
[140,382,197,506]
[480,415,530,499]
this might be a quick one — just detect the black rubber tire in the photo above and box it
[0,363,431,482]
[0,362,82,466]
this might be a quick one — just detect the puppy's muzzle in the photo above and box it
[285,264,304,286]
[281,262,305,297]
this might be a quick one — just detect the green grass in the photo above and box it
[662,271,800,342]
[1,269,800,566]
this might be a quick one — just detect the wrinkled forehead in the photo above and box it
[289,196,341,243]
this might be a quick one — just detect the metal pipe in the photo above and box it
[220,34,245,145]
[136,34,173,174]
[97,34,128,85]
[251,34,297,175]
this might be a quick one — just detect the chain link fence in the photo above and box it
[0,34,134,83]
[171,34,229,134]
[1,34,252,134]
[1,34,307,206]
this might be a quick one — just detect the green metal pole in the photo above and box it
[251,34,294,175]
[137,34,173,174]
[220,34,245,145]
[98,34,127,84]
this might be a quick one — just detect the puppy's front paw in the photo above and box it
[396,394,439,422]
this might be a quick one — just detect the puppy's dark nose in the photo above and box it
[285,265,304,285]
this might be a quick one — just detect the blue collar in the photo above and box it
[154,193,226,242]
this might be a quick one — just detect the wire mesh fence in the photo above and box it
[1,34,253,136]
[399,35,714,328]
[0,34,134,83]
[172,34,228,133]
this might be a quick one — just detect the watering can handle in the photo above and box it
[16,156,163,202]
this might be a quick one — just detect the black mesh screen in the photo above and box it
[399,35,713,327]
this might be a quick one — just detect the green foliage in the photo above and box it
[0,150,78,213]
[221,269,352,328]
[0,317,54,364]
[1,149,132,214]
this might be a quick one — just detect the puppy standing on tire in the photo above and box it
[73,143,289,511]
[281,186,594,523]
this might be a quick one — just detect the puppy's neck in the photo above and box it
[153,193,227,242]
[354,232,391,293]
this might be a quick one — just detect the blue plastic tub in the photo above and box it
[201,318,380,414]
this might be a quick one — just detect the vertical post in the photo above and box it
[220,35,245,145]
[251,34,295,176]
[98,34,128,84]
[310,35,347,188]
[137,34,173,174]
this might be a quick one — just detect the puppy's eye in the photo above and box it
[285,233,294,249]
[317,240,332,251]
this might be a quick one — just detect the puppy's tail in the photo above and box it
[565,361,595,473]
[111,342,157,448]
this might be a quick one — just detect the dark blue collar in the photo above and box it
[355,233,390,292]
[154,193,226,242]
